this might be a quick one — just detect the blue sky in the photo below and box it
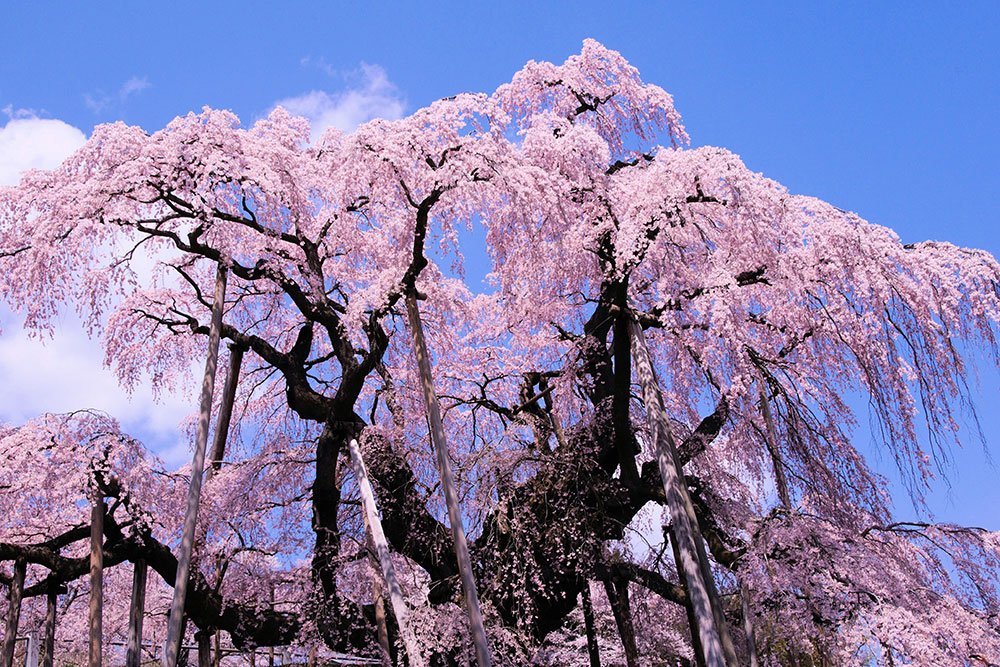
[1,2,998,528]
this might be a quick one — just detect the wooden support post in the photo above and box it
[126,559,148,667]
[26,632,38,667]
[1,558,26,667]
[163,266,228,667]
[348,437,425,667]
[206,344,245,480]
[213,630,221,667]
[627,317,728,667]
[196,631,212,667]
[667,527,706,667]
[741,582,760,667]
[406,293,492,667]
[581,584,601,667]
[602,576,638,667]
[90,488,105,667]
[758,382,791,510]
[372,574,391,667]
[40,587,57,667]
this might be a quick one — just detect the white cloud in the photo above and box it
[0,113,86,186]
[0,110,195,468]
[273,63,406,142]
[0,310,196,467]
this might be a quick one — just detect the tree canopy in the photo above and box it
[1,40,998,665]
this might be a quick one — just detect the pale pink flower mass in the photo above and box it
[0,40,997,665]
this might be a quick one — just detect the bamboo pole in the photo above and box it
[40,587,56,667]
[405,293,492,667]
[348,437,425,667]
[206,344,244,480]
[90,488,105,667]
[1,558,25,667]
[163,265,228,667]
[126,559,148,667]
[627,316,727,667]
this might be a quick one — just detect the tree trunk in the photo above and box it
[127,559,148,667]
[206,343,244,479]
[602,577,638,667]
[90,489,105,667]
[581,584,601,667]
[613,313,639,484]
[1,558,26,667]
[348,437,425,667]
[405,293,492,667]
[627,317,728,667]
[40,587,56,667]
[164,266,228,667]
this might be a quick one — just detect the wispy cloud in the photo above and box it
[273,63,406,142]
[299,55,338,77]
[84,75,151,114]
[120,75,151,99]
